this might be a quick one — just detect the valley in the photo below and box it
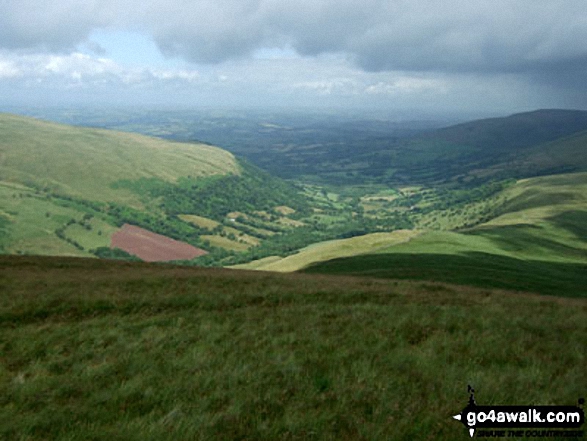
[3,3,587,439]
[1,109,587,298]
[1,107,586,440]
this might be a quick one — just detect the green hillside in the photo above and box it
[0,113,240,206]
[304,172,587,296]
[1,255,585,440]
[232,230,420,272]
[0,114,310,259]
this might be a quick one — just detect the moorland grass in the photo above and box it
[1,256,585,440]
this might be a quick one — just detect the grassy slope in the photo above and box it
[304,173,587,296]
[235,172,587,274]
[232,230,420,272]
[0,113,239,206]
[1,256,585,440]
[380,172,587,262]
[0,113,268,257]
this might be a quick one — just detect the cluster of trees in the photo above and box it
[92,247,140,260]
[112,160,310,221]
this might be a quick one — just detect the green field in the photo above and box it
[178,214,221,230]
[201,234,252,252]
[1,256,585,440]
[0,182,101,256]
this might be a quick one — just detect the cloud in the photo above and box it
[0,0,587,72]
[0,0,107,52]
[0,51,200,89]
[1,0,586,77]
[1,0,587,112]
[0,60,20,79]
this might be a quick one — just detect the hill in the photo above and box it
[0,114,310,259]
[196,108,587,186]
[358,109,587,185]
[0,113,240,206]
[232,230,420,272]
[427,109,587,152]
[304,172,587,296]
[1,255,585,440]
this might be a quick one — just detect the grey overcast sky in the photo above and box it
[1,0,586,115]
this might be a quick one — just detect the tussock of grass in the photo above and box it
[1,256,585,440]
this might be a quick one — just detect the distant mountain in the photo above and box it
[227,109,587,185]
[428,109,587,151]
[386,109,587,184]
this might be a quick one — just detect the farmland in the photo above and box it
[3,109,587,286]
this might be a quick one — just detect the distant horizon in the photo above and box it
[4,102,578,126]
[2,2,587,115]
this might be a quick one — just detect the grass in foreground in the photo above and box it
[1,256,585,440]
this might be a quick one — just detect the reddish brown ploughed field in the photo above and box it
[110,224,208,262]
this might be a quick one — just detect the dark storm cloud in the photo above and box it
[1,0,587,78]
[0,0,109,52]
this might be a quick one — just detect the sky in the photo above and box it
[1,0,587,116]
